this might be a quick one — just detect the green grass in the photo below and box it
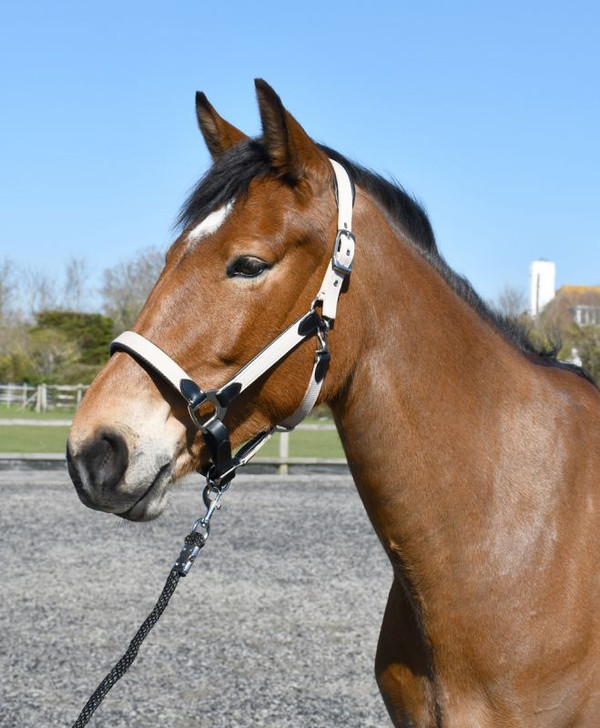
[0,422,345,458]
[0,405,76,420]
[0,426,70,453]
[255,428,344,459]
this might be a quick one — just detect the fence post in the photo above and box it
[278,431,289,476]
[76,384,83,407]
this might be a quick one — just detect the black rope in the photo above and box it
[71,568,181,727]
[71,565,183,727]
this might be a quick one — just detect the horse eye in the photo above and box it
[227,256,270,279]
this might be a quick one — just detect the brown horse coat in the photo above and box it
[68,81,600,726]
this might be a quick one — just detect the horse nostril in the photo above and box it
[66,443,83,490]
[71,430,129,494]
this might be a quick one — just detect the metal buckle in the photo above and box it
[332,229,355,275]
[188,391,225,431]
[188,399,217,430]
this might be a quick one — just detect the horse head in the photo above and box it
[66,80,364,521]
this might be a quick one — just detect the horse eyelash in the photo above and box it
[226,255,272,279]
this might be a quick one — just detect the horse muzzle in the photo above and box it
[66,428,174,521]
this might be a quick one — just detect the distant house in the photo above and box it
[541,285,600,329]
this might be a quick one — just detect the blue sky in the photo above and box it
[1,0,598,308]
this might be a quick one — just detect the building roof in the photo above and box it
[543,284,600,328]
[555,285,600,297]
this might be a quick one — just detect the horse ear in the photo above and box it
[254,79,330,182]
[195,91,247,160]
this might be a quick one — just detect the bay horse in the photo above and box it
[67,80,600,727]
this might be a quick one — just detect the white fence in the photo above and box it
[0,383,89,412]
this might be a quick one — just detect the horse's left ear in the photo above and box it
[254,79,330,182]
[195,91,248,160]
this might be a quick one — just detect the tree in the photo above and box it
[0,349,31,383]
[26,328,80,382]
[101,246,164,333]
[535,286,600,385]
[0,259,31,382]
[23,267,58,319]
[562,326,600,384]
[494,285,528,318]
[33,310,114,365]
[62,256,90,312]
[0,258,16,323]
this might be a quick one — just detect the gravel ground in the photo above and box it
[0,469,393,727]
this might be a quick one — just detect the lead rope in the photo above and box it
[72,571,181,728]
[71,479,228,727]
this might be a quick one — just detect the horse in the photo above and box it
[67,79,600,727]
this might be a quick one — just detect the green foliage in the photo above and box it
[0,310,114,385]
[0,321,33,382]
[526,317,562,357]
[27,327,80,382]
[15,309,115,384]
[536,296,600,385]
[0,349,32,383]
[562,326,600,384]
[33,310,113,365]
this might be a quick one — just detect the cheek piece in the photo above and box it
[109,158,356,490]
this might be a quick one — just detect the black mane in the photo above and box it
[178,138,592,383]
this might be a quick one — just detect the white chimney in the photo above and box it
[529,260,556,318]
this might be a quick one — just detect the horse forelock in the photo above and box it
[177,139,271,231]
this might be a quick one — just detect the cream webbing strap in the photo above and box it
[278,159,354,428]
[317,158,355,321]
[110,331,191,395]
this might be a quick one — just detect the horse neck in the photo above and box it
[329,199,542,612]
